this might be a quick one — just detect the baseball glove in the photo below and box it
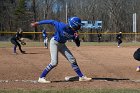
[133,48,140,61]
[20,38,26,45]
[21,41,26,45]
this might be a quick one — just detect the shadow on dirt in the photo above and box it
[93,77,130,81]
[52,76,130,82]
[21,52,46,55]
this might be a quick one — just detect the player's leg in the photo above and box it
[16,41,25,53]
[117,39,120,47]
[120,39,122,44]
[44,38,47,47]
[46,37,48,48]
[118,39,122,47]
[44,37,48,48]
[59,44,92,81]
[38,38,58,83]
[10,39,18,54]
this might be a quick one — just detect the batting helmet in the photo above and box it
[68,17,82,30]
[133,48,140,61]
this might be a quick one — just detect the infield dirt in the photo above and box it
[0,46,140,89]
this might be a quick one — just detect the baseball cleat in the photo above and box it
[65,76,79,81]
[79,76,92,81]
[21,51,26,54]
[136,66,140,72]
[13,52,18,54]
[38,77,51,83]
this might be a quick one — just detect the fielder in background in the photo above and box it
[10,28,26,54]
[116,32,123,47]
[133,48,140,72]
[42,28,48,49]
[31,17,92,83]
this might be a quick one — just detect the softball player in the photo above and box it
[31,17,92,83]
[42,28,48,49]
[133,48,140,72]
[116,32,123,47]
[10,28,25,54]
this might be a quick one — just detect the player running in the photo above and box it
[10,28,26,54]
[31,17,92,83]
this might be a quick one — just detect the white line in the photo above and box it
[0,79,140,83]
[0,80,38,83]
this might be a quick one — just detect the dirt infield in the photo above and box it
[0,46,140,89]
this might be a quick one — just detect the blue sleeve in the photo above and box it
[38,20,57,26]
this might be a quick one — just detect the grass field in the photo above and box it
[1,41,140,48]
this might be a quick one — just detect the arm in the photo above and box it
[31,20,57,27]
[73,32,80,47]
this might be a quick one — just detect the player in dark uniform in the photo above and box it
[10,28,25,54]
[133,48,140,72]
[116,32,123,47]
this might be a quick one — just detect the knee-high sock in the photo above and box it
[14,46,17,53]
[40,64,54,78]
[71,63,84,77]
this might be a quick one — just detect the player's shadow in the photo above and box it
[93,77,130,81]
[52,76,130,83]
[23,52,46,54]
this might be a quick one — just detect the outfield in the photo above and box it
[0,42,140,93]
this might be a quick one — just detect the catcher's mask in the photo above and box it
[133,48,140,61]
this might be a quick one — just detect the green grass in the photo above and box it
[0,41,44,48]
[1,41,140,48]
[0,89,140,93]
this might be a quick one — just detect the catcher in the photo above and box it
[31,17,92,83]
[10,28,26,54]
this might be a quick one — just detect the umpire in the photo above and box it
[116,32,123,47]
[10,28,25,54]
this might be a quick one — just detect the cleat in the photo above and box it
[45,47,48,49]
[136,66,140,72]
[21,51,26,54]
[13,52,18,54]
[79,76,92,81]
[38,77,51,83]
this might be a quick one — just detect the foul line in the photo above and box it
[0,80,38,83]
[0,79,140,83]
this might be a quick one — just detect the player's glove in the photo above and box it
[21,41,26,45]
[133,48,140,61]
[20,38,26,45]
[74,37,80,47]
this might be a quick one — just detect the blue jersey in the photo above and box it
[38,20,77,43]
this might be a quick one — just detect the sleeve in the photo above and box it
[37,20,58,26]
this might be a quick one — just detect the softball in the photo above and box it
[136,66,140,72]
